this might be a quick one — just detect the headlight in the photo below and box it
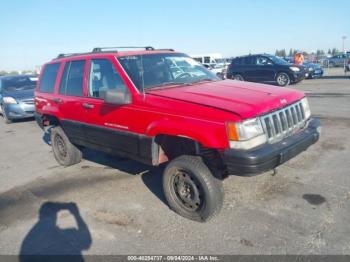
[3,97,17,104]
[308,67,313,71]
[289,67,300,72]
[301,97,311,119]
[227,118,267,149]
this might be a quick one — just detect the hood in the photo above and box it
[2,88,35,101]
[147,80,305,119]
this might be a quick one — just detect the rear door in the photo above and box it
[55,59,88,145]
[255,55,275,81]
[243,56,259,81]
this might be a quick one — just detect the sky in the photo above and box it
[0,0,349,71]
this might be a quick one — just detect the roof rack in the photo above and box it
[54,46,175,60]
[92,46,155,53]
[54,52,91,60]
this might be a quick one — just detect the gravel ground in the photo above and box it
[0,68,349,255]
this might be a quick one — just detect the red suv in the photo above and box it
[35,47,320,222]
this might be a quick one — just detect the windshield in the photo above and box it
[268,55,290,65]
[2,76,37,92]
[118,53,220,90]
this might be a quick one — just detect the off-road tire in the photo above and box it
[51,125,82,166]
[163,155,223,222]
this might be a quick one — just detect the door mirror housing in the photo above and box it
[102,89,132,105]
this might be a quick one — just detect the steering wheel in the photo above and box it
[175,72,191,80]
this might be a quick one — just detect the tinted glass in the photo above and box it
[59,62,70,94]
[231,58,241,65]
[39,63,60,93]
[61,60,85,96]
[88,59,128,98]
[243,56,255,65]
[2,76,37,92]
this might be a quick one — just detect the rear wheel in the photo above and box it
[276,72,290,86]
[51,126,82,166]
[233,74,244,81]
[163,155,223,222]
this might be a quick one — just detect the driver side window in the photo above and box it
[88,59,128,99]
[256,56,269,65]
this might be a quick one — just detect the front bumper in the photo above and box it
[291,72,305,83]
[3,102,35,120]
[223,118,320,175]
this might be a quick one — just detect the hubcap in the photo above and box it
[172,170,202,211]
[277,74,288,85]
[55,134,67,158]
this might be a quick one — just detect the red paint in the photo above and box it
[35,51,305,150]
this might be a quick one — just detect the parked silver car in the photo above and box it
[0,75,37,124]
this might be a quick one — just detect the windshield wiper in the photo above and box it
[189,78,217,85]
[146,82,187,91]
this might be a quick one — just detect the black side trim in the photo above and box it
[224,118,320,176]
[60,120,158,166]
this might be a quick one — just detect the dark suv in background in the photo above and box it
[226,54,305,86]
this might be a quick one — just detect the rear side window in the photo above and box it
[39,63,60,93]
[231,58,241,65]
[243,56,255,65]
[59,60,86,96]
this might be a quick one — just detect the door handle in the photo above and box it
[82,103,94,109]
[52,98,62,103]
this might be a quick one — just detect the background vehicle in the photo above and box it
[227,54,305,86]
[345,58,350,72]
[0,75,37,123]
[35,47,320,222]
[303,62,323,79]
[327,54,350,67]
[192,53,227,78]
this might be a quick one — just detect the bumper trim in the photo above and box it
[223,118,320,176]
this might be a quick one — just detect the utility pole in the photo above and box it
[342,36,347,53]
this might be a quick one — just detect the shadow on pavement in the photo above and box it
[42,129,168,207]
[19,202,91,262]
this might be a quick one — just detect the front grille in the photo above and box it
[261,100,306,143]
[21,99,34,105]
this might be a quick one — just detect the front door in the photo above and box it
[81,58,142,157]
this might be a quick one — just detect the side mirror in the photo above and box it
[102,89,131,105]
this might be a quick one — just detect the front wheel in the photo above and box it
[51,126,82,166]
[163,155,223,222]
[1,106,12,124]
[276,72,291,86]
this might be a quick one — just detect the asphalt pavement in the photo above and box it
[0,68,349,255]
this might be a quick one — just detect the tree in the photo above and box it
[316,49,325,56]
[331,48,339,56]
[288,49,293,57]
[328,49,332,54]
[9,71,19,75]
[280,49,286,57]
